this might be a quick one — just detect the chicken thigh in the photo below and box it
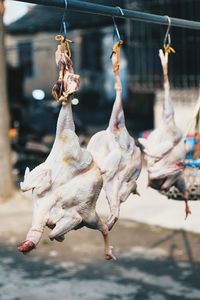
[139,49,190,217]
[17,43,115,260]
[87,41,142,230]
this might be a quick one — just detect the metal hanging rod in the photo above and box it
[12,0,200,31]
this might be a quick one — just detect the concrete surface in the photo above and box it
[1,243,200,300]
[0,169,200,300]
[97,169,200,234]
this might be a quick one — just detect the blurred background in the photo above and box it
[3,0,200,180]
[1,1,200,299]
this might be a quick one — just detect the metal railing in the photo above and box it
[12,0,200,31]
[11,0,200,89]
[126,0,200,88]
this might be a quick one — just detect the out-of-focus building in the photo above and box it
[126,0,200,131]
[6,1,131,134]
[5,0,200,135]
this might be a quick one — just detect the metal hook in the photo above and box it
[60,0,68,39]
[112,6,124,41]
[116,6,124,16]
[64,0,68,9]
[112,17,121,41]
[163,15,171,48]
[63,21,67,38]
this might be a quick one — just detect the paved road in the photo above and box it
[1,244,200,300]
[1,170,200,300]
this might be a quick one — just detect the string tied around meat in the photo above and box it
[55,34,73,57]
[56,0,73,57]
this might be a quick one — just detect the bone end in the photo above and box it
[17,240,36,254]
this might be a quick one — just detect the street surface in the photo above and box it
[1,240,200,300]
[1,169,200,300]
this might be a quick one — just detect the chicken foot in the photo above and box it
[174,176,191,219]
[48,204,115,260]
[159,173,191,219]
[84,211,116,260]
[56,179,115,260]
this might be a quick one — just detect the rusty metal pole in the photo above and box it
[0,0,15,199]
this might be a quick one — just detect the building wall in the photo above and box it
[7,31,197,133]
[26,33,58,98]
[6,32,57,98]
[126,0,200,90]
[154,88,199,132]
[6,30,84,100]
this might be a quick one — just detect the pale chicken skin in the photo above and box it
[139,49,189,217]
[17,45,115,260]
[87,46,142,230]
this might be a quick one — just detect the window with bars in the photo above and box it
[81,33,102,71]
[126,0,200,88]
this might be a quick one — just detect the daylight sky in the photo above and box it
[4,0,33,24]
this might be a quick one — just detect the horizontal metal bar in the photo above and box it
[12,0,200,31]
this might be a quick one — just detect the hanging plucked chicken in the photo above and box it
[87,40,142,230]
[17,36,115,260]
[164,94,200,200]
[138,48,190,218]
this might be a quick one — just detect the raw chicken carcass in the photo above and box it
[139,49,190,217]
[17,43,115,260]
[87,41,142,230]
